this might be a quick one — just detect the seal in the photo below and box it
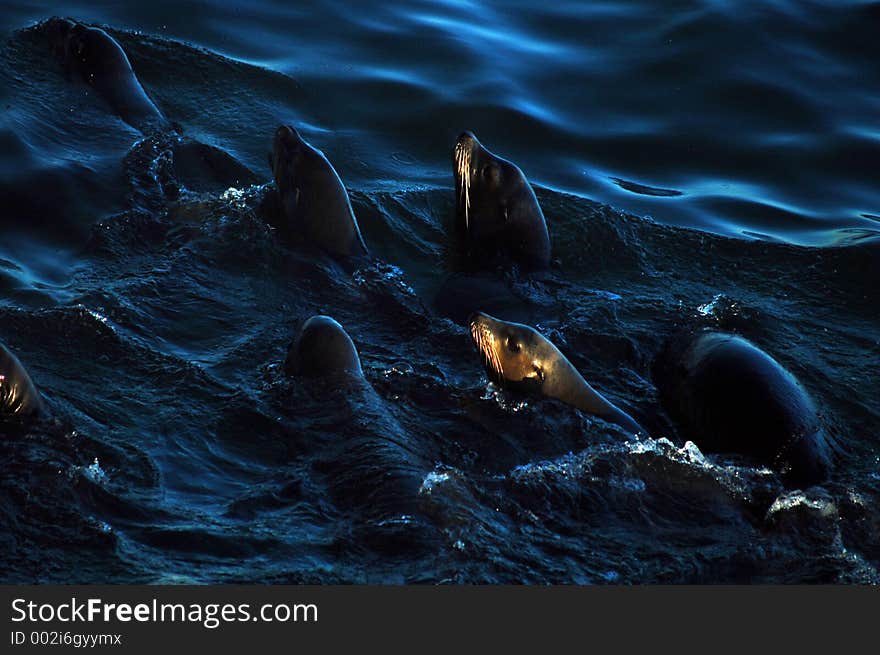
[469,312,646,436]
[283,316,435,544]
[42,18,259,196]
[269,125,369,257]
[453,131,551,270]
[653,330,831,486]
[0,342,45,418]
[45,17,166,131]
[284,315,363,379]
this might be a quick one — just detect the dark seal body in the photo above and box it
[0,343,45,418]
[285,315,363,379]
[284,316,432,544]
[269,125,369,257]
[46,17,166,131]
[653,330,831,486]
[453,132,550,270]
[469,312,646,436]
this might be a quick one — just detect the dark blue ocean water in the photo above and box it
[0,1,878,583]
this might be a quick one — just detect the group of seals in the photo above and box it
[467,312,831,486]
[454,137,831,486]
[10,17,833,493]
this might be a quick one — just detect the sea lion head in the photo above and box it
[285,315,363,379]
[43,17,165,130]
[468,311,557,395]
[269,125,312,182]
[469,312,647,435]
[453,131,551,270]
[269,125,368,256]
[46,17,134,83]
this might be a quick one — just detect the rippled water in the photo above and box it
[1,1,878,583]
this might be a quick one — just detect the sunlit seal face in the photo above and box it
[285,315,363,379]
[453,131,551,270]
[468,312,553,393]
[0,343,45,418]
[468,312,647,436]
[269,125,369,257]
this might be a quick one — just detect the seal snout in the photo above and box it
[467,310,489,327]
[456,131,478,146]
[454,132,482,231]
[271,125,304,176]
[44,17,77,58]
[468,311,504,382]
[273,125,305,154]
[468,311,503,334]
[45,16,75,40]
[454,131,480,158]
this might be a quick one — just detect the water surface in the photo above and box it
[0,1,878,583]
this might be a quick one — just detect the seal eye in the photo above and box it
[506,338,521,353]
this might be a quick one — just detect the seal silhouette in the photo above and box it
[43,18,259,196]
[453,131,551,270]
[653,330,831,486]
[269,125,369,257]
[46,17,166,131]
[0,343,45,418]
[285,315,363,379]
[469,312,646,436]
[284,316,435,541]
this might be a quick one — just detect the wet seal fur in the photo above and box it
[284,316,435,550]
[0,343,45,418]
[469,312,646,436]
[285,315,363,379]
[269,125,369,257]
[43,18,258,197]
[653,330,831,487]
[45,17,167,131]
[453,131,551,270]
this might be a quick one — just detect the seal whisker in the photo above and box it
[451,132,551,270]
[470,321,503,383]
[456,142,471,232]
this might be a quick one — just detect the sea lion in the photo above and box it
[283,316,433,545]
[653,330,831,486]
[269,125,369,257]
[42,18,259,198]
[453,131,551,271]
[0,342,45,418]
[469,312,646,436]
[45,17,166,131]
[284,315,363,379]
